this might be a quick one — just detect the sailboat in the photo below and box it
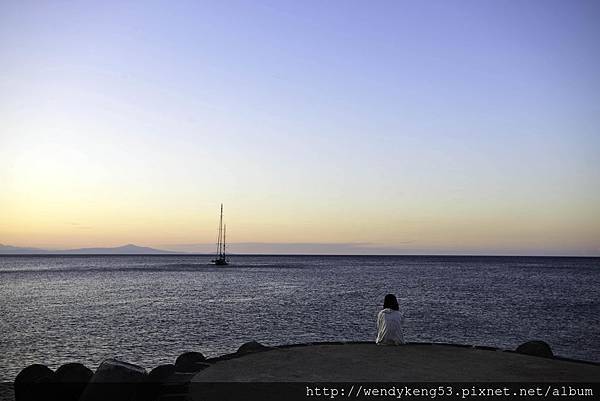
[212,204,228,265]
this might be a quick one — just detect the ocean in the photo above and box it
[0,255,598,381]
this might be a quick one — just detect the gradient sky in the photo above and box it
[1,0,599,255]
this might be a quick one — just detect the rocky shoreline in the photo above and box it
[7,340,600,401]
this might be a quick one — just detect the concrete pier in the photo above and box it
[193,343,600,383]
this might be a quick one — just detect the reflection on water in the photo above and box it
[0,255,599,380]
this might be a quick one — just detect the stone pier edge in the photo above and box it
[204,341,600,366]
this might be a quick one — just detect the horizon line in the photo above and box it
[1,252,599,258]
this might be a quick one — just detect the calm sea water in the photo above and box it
[0,255,599,381]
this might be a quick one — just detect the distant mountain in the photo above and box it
[0,243,181,255]
[60,244,180,254]
[0,244,49,254]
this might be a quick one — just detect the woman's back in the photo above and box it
[376,308,404,344]
[376,294,405,345]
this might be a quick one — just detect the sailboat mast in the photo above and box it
[216,226,220,256]
[211,203,229,265]
[220,204,224,256]
[217,203,223,256]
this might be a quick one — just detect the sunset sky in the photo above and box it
[1,1,599,255]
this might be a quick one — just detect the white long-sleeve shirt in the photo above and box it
[376,308,404,345]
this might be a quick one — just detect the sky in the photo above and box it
[1,0,599,255]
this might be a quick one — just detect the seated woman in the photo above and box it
[376,294,405,345]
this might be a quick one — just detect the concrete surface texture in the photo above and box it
[192,344,600,383]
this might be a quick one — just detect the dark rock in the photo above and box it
[14,364,54,384]
[55,362,93,382]
[175,352,209,373]
[53,363,93,401]
[78,359,147,401]
[90,358,147,382]
[14,364,54,401]
[516,340,553,358]
[148,364,176,383]
[237,341,271,355]
[138,364,177,401]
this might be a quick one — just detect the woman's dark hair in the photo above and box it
[383,294,399,311]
